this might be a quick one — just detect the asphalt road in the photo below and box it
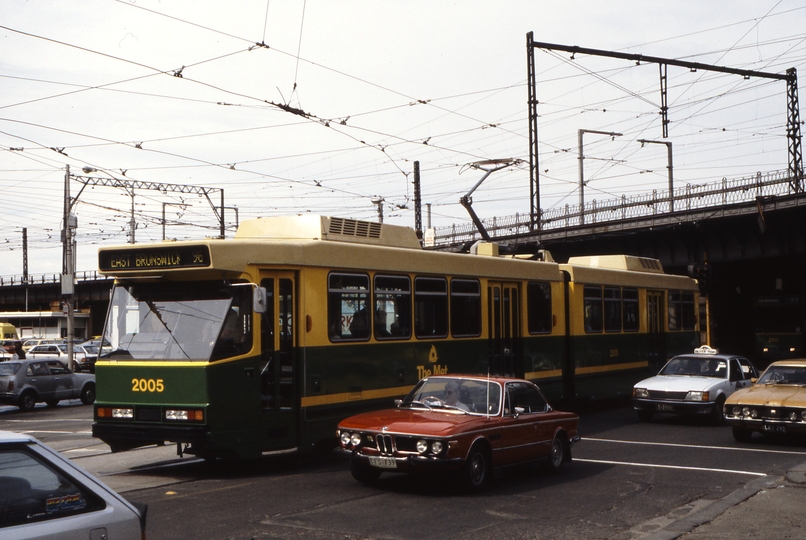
[2,400,805,539]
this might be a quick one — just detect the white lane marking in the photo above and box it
[19,430,75,435]
[575,458,767,476]
[584,437,806,456]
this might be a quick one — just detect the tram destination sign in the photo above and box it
[99,245,211,271]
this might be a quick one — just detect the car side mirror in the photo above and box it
[394,399,403,407]
[514,406,525,417]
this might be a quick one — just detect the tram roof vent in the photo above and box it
[470,241,499,257]
[235,215,422,249]
[566,254,664,273]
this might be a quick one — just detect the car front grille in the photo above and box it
[647,390,688,400]
[375,434,394,454]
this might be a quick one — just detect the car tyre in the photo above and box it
[46,399,60,407]
[461,443,491,492]
[543,434,565,475]
[80,384,96,405]
[637,409,654,422]
[732,426,753,442]
[710,395,726,425]
[350,454,381,484]
[18,391,37,411]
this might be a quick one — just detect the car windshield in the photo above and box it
[659,356,726,378]
[0,363,21,376]
[102,280,253,362]
[401,377,502,415]
[757,365,806,385]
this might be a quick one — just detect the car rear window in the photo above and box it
[0,363,21,376]
[0,447,105,528]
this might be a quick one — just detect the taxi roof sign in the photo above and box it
[694,345,718,355]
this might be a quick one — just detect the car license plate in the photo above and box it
[656,404,674,412]
[763,424,786,433]
[368,456,397,469]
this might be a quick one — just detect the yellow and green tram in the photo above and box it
[91,215,699,459]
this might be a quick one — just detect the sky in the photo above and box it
[1,0,804,276]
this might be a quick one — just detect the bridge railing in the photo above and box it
[0,270,111,287]
[431,169,797,246]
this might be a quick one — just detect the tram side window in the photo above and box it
[668,290,695,331]
[583,286,603,333]
[450,279,481,337]
[604,287,622,333]
[414,277,448,338]
[527,281,552,334]
[623,288,639,332]
[328,273,370,341]
[374,275,412,340]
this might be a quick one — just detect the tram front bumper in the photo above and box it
[93,422,207,452]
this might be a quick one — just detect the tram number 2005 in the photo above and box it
[132,378,165,393]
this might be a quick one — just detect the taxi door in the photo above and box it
[259,274,298,450]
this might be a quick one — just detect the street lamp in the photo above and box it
[578,129,622,225]
[637,139,674,212]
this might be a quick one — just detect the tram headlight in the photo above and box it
[633,388,649,398]
[165,409,203,421]
[684,391,709,402]
[112,408,133,419]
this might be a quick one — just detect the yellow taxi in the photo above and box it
[724,359,806,442]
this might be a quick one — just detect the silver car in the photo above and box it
[0,360,96,411]
[0,430,147,538]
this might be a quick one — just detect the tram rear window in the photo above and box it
[668,290,696,331]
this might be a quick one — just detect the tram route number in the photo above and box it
[132,378,165,393]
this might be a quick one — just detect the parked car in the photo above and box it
[22,339,65,353]
[0,430,147,538]
[632,346,758,423]
[27,343,89,365]
[337,374,580,491]
[74,344,99,373]
[725,359,806,442]
[0,359,96,411]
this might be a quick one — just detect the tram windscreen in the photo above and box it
[101,281,253,361]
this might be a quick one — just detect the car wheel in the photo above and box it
[637,409,654,422]
[711,396,726,425]
[46,400,60,407]
[543,434,566,475]
[461,443,491,492]
[732,426,753,442]
[18,391,37,411]
[350,454,381,484]
[80,384,96,405]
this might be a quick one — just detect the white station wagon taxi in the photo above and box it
[632,346,758,423]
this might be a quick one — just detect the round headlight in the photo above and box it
[750,409,759,419]
[340,431,352,446]
[350,432,362,447]
[416,439,428,454]
[789,412,798,421]
[742,407,751,417]
[431,441,444,454]
[801,411,806,420]
[732,406,742,416]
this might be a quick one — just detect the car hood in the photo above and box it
[339,408,490,436]
[635,375,724,392]
[726,384,806,407]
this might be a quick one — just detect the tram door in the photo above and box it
[646,291,665,368]
[488,282,523,377]
[259,274,297,450]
